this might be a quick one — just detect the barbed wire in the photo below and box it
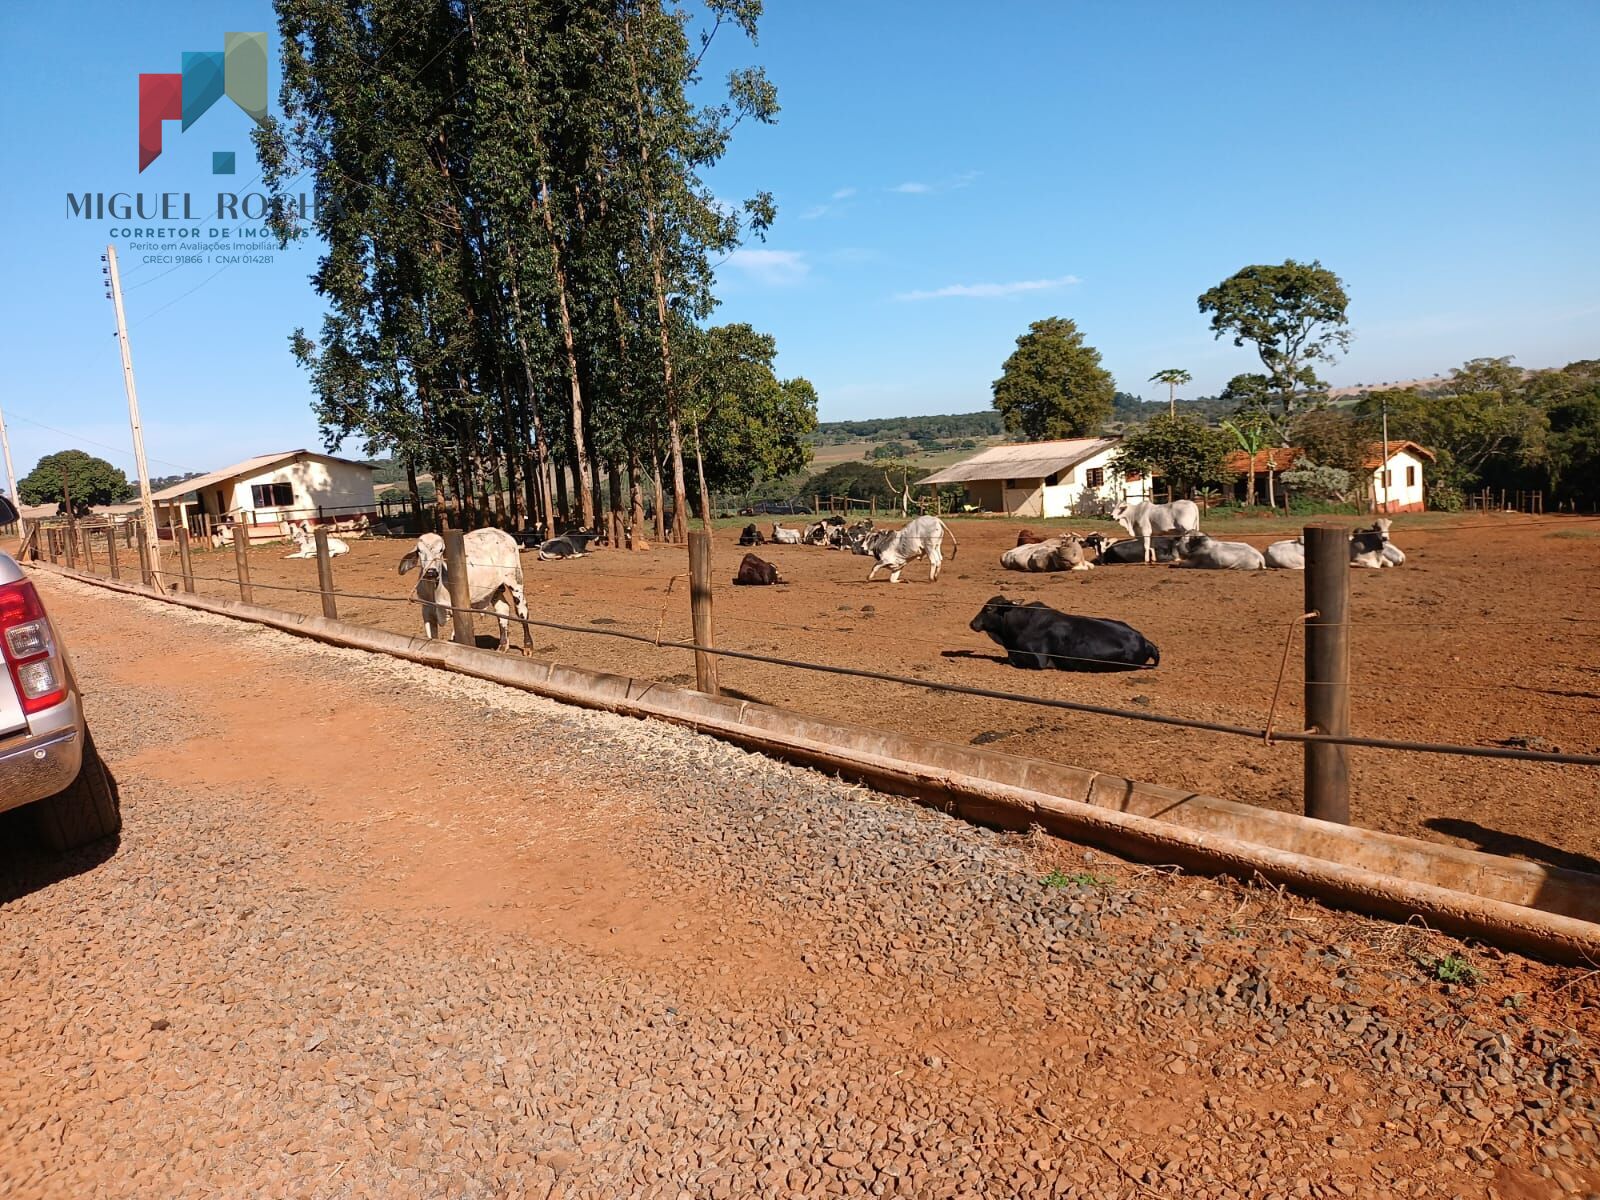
[42,552,1600,766]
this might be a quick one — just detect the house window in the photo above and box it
[1382,470,1393,489]
[1045,472,1059,487]
[250,482,294,508]
[1084,467,1105,488]
[1406,465,1416,487]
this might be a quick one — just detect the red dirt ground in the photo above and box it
[153,512,1600,869]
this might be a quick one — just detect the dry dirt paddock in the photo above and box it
[175,512,1600,869]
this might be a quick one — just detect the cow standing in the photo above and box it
[860,516,958,583]
[399,529,532,652]
[1111,500,1202,563]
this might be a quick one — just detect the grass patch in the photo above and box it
[1043,868,1110,889]
[1418,952,1484,986]
[1549,529,1600,540]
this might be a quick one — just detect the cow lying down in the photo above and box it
[737,523,765,546]
[999,536,1092,572]
[1081,533,1181,564]
[731,553,783,585]
[970,596,1159,672]
[1173,533,1265,570]
[537,536,586,560]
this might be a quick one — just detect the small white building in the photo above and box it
[148,449,376,540]
[1225,440,1434,513]
[918,437,1149,518]
[1368,441,1433,513]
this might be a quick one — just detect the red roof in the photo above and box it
[1224,442,1434,474]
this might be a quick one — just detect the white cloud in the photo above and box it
[830,187,857,200]
[890,171,979,196]
[799,205,831,220]
[894,274,1081,301]
[724,248,810,286]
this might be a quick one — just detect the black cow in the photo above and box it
[537,536,584,560]
[732,553,782,585]
[1082,533,1182,564]
[969,595,1159,672]
[737,523,766,546]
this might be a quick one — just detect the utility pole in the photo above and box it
[1379,396,1392,514]
[103,245,162,581]
[0,400,18,516]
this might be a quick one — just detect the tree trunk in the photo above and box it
[531,167,594,530]
[1245,459,1257,507]
[607,456,625,548]
[691,420,713,531]
[555,461,570,530]
[405,460,424,532]
[628,447,646,548]
[651,434,666,540]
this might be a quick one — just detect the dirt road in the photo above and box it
[2,573,1597,1199]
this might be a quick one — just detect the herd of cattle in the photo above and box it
[377,502,1409,677]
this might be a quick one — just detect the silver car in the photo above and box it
[0,495,119,849]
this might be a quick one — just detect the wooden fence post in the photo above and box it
[82,527,98,574]
[106,527,120,580]
[232,523,253,603]
[176,527,196,593]
[443,528,475,646]
[314,526,338,619]
[135,521,153,588]
[1304,525,1351,825]
[63,522,77,570]
[688,528,719,696]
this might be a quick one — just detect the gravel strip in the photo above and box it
[2,573,1597,1199]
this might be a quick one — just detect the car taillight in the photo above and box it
[0,580,66,713]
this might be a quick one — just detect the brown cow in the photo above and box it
[732,553,783,585]
[1015,528,1046,547]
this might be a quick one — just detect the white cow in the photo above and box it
[1264,537,1305,570]
[999,536,1092,572]
[1349,518,1398,569]
[770,523,802,545]
[1172,533,1265,570]
[398,529,532,652]
[1111,499,1202,563]
[861,515,958,583]
[285,521,349,559]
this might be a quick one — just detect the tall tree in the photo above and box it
[1148,368,1192,417]
[19,450,133,509]
[1198,260,1351,424]
[991,317,1116,442]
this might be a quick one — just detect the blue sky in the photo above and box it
[1,2,1596,484]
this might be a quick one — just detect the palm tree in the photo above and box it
[1149,368,1193,418]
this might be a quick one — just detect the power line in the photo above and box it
[3,410,196,474]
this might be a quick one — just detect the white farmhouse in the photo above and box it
[918,437,1148,518]
[148,449,377,540]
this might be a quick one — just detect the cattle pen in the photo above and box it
[21,510,1600,961]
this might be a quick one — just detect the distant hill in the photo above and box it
[808,411,1004,446]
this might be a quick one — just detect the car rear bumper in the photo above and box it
[0,722,84,817]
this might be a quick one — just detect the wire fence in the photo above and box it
[33,519,1600,775]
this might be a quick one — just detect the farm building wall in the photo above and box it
[224,458,377,524]
[1038,448,1144,518]
[1371,449,1427,513]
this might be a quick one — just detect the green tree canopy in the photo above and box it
[1198,260,1351,419]
[18,450,133,509]
[991,317,1116,441]
[1112,415,1234,498]
[680,322,818,502]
